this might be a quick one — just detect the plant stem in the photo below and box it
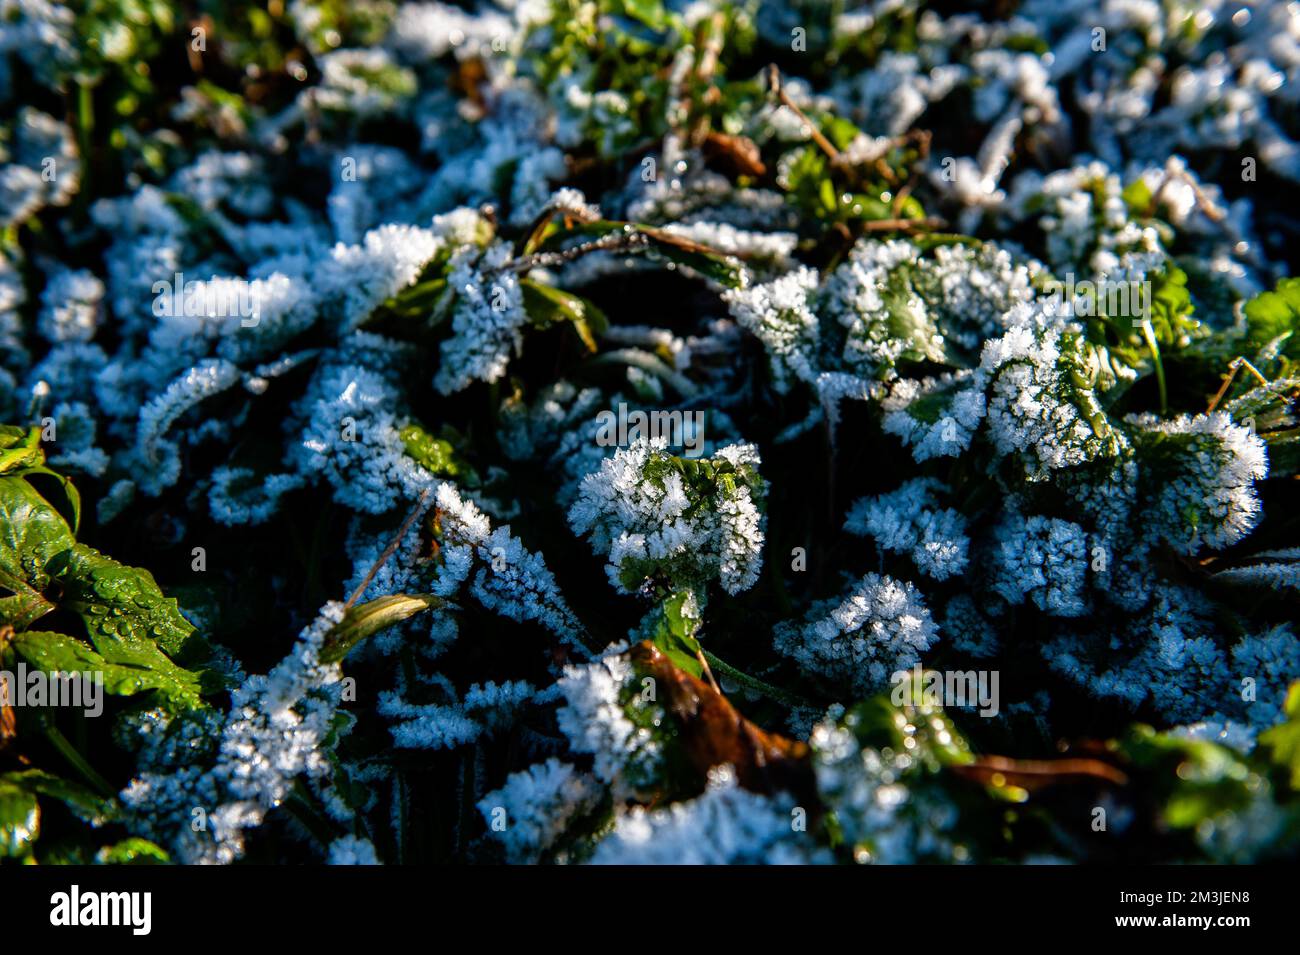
[76,80,94,202]
[1139,320,1168,415]
[702,650,809,708]
[44,722,114,799]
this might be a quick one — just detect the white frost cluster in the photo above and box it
[556,650,662,799]
[568,438,766,596]
[844,479,970,580]
[291,360,435,514]
[722,266,821,393]
[478,759,603,863]
[989,508,1090,617]
[37,268,103,343]
[588,765,830,865]
[774,573,938,696]
[979,324,1123,474]
[328,836,380,865]
[811,715,965,864]
[435,483,586,648]
[122,603,350,865]
[434,241,528,394]
[316,223,442,330]
[1128,411,1269,553]
[880,372,987,462]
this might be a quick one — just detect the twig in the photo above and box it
[491,230,651,275]
[695,647,721,692]
[767,65,840,163]
[890,130,931,216]
[1146,166,1227,223]
[1206,356,1272,413]
[344,488,432,610]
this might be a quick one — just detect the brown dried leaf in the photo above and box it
[702,131,766,178]
[950,755,1129,794]
[630,641,814,803]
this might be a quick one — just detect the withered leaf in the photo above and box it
[702,131,766,178]
[950,754,1129,794]
[630,641,814,805]
[0,692,13,752]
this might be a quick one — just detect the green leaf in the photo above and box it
[880,266,951,367]
[1121,726,1254,829]
[0,475,75,620]
[320,594,444,664]
[539,221,746,290]
[1121,177,1153,216]
[0,768,110,825]
[852,676,973,770]
[620,0,668,30]
[520,280,608,352]
[0,780,39,858]
[95,838,169,865]
[0,469,215,711]
[21,466,81,535]
[1145,264,1196,341]
[1243,276,1300,365]
[639,589,704,678]
[13,630,204,710]
[399,424,474,480]
[0,426,44,475]
[1259,681,1300,791]
[49,543,199,658]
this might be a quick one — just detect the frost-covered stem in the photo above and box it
[492,231,649,275]
[696,646,720,692]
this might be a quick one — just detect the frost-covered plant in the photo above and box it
[588,765,829,865]
[568,438,766,597]
[477,759,603,863]
[844,479,969,581]
[1,0,1298,869]
[773,573,939,696]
